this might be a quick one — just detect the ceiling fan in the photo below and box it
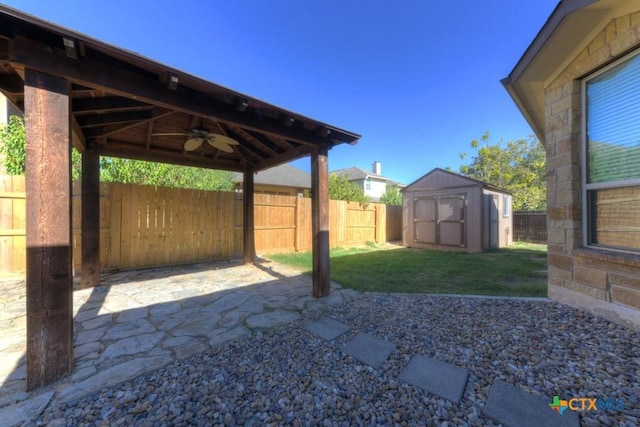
[153,121,240,153]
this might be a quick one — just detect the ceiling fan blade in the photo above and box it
[206,134,239,153]
[184,137,204,151]
[208,140,235,153]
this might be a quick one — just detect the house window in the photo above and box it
[582,50,640,252]
[365,179,371,191]
[502,195,510,218]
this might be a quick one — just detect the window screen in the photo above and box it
[584,50,640,252]
[586,53,640,184]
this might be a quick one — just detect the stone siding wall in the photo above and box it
[544,12,640,327]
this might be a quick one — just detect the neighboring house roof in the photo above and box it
[331,167,403,186]
[232,163,310,188]
[501,0,625,141]
[402,168,513,194]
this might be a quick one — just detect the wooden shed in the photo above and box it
[401,168,513,253]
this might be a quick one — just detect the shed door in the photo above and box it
[438,196,466,247]
[413,195,466,247]
[414,197,437,244]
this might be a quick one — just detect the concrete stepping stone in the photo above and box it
[344,333,395,369]
[484,379,579,427]
[307,317,351,341]
[398,356,469,404]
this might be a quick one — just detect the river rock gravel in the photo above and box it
[30,294,639,426]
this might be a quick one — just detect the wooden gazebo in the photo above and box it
[0,6,360,389]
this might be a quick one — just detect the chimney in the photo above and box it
[372,160,381,175]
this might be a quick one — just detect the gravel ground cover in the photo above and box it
[31,294,639,426]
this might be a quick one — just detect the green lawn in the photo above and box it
[268,242,548,297]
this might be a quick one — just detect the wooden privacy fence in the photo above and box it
[253,194,387,254]
[0,174,26,274]
[71,182,237,272]
[513,210,547,243]
[1,176,395,274]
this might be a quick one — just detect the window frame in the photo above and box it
[502,194,510,218]
[581,48,640,253]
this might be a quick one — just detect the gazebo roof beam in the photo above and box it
[8,35,358,148]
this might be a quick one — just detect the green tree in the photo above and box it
[99,158,234,191]
[379,187,402,205]
[0,116,234,190]
[328,173,369,207]
[0,115,82,178]
[0,115,26,175]
[459,131,546,211]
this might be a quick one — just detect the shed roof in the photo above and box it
[231,163,310,188]
[502,0,629,141]
[402,168,512,194]
[0,5,360,173]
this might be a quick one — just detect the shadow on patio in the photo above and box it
[0,258,354,415]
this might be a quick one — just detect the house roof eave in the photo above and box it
[502,0,619,141]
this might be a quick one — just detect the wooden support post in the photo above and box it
[243,165,256,264]
[311,146,330,297]
[24,69,73,389]
[81,145,100,288]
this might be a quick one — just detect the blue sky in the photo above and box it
[3,0,559,184]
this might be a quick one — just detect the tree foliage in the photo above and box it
[99,158,234,191]
[459,131,546,211]
[328,174,369,207]
[0,115,26,175]
[0,115,234,191]
[0,115,82,178]
[379,187,403,205]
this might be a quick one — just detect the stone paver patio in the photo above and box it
[0,259,357,418]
